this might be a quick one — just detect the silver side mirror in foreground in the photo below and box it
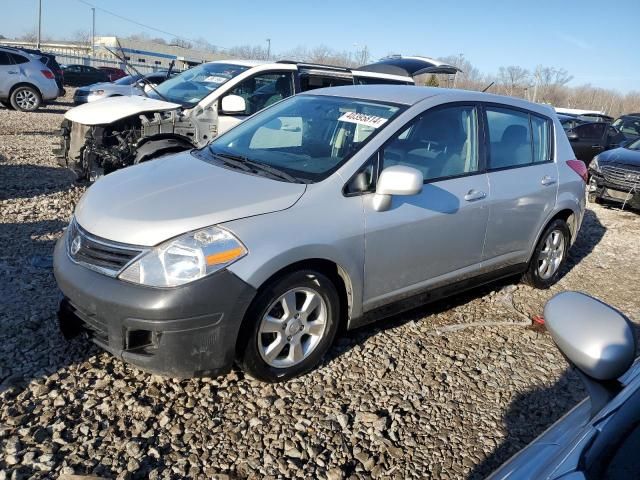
[373,165,423,212]
[545,291,636,417]
[220,94,247,114]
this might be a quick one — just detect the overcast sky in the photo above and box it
[2,0,638,93]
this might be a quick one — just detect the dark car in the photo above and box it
[490,292,640,479]
[97,66,127,82]
[62,64,109,87]
[611,114,640,142]
[566,121,626,167]
[588,137,640,209]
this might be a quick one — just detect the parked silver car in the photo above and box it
[490,291,639,480]
[0,47,59,111]
[72,71,178,105]
[54,85,587,381]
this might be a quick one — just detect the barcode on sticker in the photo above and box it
[338,112,388,129]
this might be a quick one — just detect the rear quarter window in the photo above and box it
[9,53,29,65]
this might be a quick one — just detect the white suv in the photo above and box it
[0,47,59,111]
[54,56,459,180]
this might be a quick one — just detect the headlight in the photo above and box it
[119,226,247,287]
[591,157,601,173]
[92,90,105,96]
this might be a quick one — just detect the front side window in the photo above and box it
[205,95,402,182]
[224,72,294,116]
[149,62,250,107]
[486,107,533,169]
[381,105,479,181]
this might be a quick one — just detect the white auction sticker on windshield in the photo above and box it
[204,76,228,84]
[338,112,388,129]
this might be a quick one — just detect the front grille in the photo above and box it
[601,165,640,190]
[67,220,145,276]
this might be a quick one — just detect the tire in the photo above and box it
[588,192,602,204]
[523,219,571,289]
[0,100,14,110]
[238,270,340,382]
[10,85,42,111]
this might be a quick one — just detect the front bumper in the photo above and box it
[53,237,257,377]
[589,172,640,208]
[73,91,90,105]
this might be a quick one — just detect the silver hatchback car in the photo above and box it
[54,85,587,381]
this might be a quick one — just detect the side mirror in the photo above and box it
[372,165,423,212]
[545,292,636,416]
[221,94,247,114]
[567,131,579,142]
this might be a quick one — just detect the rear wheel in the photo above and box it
[523,219,571,289]
[10,86,42,111]
[238,270,340,382]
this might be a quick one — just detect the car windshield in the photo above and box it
[613,118,640,137]
[626,138,640,150]
[148,62,249,107]
[205,94,403,182]
[114,74,142,85]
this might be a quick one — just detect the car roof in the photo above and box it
[302,85,554,113]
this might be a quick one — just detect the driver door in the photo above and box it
[218,71,294,134]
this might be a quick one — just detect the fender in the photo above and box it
[133,134,195,164]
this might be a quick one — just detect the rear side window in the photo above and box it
[486,108,532,168]
[531,115,552,163]
[9,53,29,64]
[0,52,12,65]
[382,105,479,181]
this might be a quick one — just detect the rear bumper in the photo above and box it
[53,237,257,377]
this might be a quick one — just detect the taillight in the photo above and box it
[566,160,588,183]
[41,70,55,79]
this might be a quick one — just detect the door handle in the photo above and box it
[541,176,557,186]
[8,71,18,74]
[464,189,486,201]
[591,145,603,149]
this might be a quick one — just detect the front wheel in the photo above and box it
[10,86,42,111]
[523,219,571,289]
[238,270,340,382]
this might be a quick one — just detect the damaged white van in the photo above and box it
[54,56,460,180]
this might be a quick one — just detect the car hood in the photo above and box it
[74,151,306,246]
[598,147,640,168]
[64,95,181,125]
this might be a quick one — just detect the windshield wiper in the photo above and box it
[212,152,301,183]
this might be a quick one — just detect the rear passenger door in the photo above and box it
[482,105,557,267]
[0,51,17,97]
[363,104,490,309]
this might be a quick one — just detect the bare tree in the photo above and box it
[497,65,530,97]
[170,37,193,50]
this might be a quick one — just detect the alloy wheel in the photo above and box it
[257,287,328,368]
[537,229,565,280]
[15,89,38,110]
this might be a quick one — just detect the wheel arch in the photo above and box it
[9,82,43,99]
[528,206,580,264]
[133,134,195,164]
[234,257,353,356]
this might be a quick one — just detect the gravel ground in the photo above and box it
[1,93,639,480]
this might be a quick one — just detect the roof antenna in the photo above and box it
[482,81,495,93]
